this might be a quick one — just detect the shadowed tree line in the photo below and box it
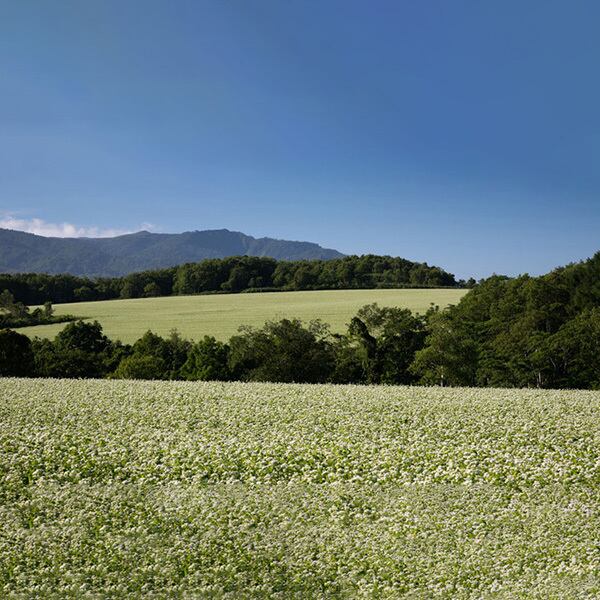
[0,254,462,306]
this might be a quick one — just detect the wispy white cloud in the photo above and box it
[0,216,158,238]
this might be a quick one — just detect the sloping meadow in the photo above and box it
[1,379,600,597]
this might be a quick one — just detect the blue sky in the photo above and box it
[1,1,599,279]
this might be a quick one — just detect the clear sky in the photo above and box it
[1,1,599,279]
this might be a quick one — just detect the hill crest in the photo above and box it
[0,227,344,277]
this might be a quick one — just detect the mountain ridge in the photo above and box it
[0,227,345,277]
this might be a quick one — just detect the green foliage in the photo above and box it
[33,320,118,379]
[415,252,600,389]
[329,334,366,383]
[43,301,53,317]
[180,336,231,381]
[0,289,75,329]
[112,354,166,380]
[0,289,16,312]
[74,285,96,301]
[229,319,335,383]
[410,312,479,386]
[112,330,191,380]
[543,308,600,389]
[143,282,161,297]
[0,329,34,376]
[2,254,459,307]
[11,249,600,390]
[348,303,426,384]
[0,289,28,318]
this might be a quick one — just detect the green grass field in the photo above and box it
[21,288,466,343]
[2,378,600,596]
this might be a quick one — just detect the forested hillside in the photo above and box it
[0,228,343,276]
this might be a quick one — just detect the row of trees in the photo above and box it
[1,305,432,385]
[4,252,600,389]
[0,255,462,305]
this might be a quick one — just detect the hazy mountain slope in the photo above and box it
[0,228,344,276]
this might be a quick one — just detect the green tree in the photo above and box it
[0,289,28,318]
[74,286,95,301]
[347,304,426,384]
[119,277,141,299]
[544,309,600,389]
[113,354,166,380]
[34,320,115,378]
[410,312,478,386]
[113,329,191,379]
[43,301,54,317]
[0,290,15,312]
[229,319,335,383]
[143,282,162,297]
[329,334,365,383]
[292,265,316,289]
[222,265,251,292]
[477,318,550,388]
[180,336,230,381]
[0,329,34,376]
[56,320,111,354]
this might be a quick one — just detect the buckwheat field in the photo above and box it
[2,379,600,598]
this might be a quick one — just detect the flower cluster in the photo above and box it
[1,378,600,597]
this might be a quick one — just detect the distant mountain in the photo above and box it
[0,228,345,277]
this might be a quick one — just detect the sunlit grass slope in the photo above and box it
[2,378,600,596]
[21,288,466,342]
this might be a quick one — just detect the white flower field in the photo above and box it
[2,378,600,597]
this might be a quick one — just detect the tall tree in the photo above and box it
[0,329,34,376]
[229,319,335,383]
[348,304,426,384]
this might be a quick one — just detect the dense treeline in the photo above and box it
[3,252,600,389]
[0,305,430,385]
[0,255,461,305]
[413,252,600,389]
